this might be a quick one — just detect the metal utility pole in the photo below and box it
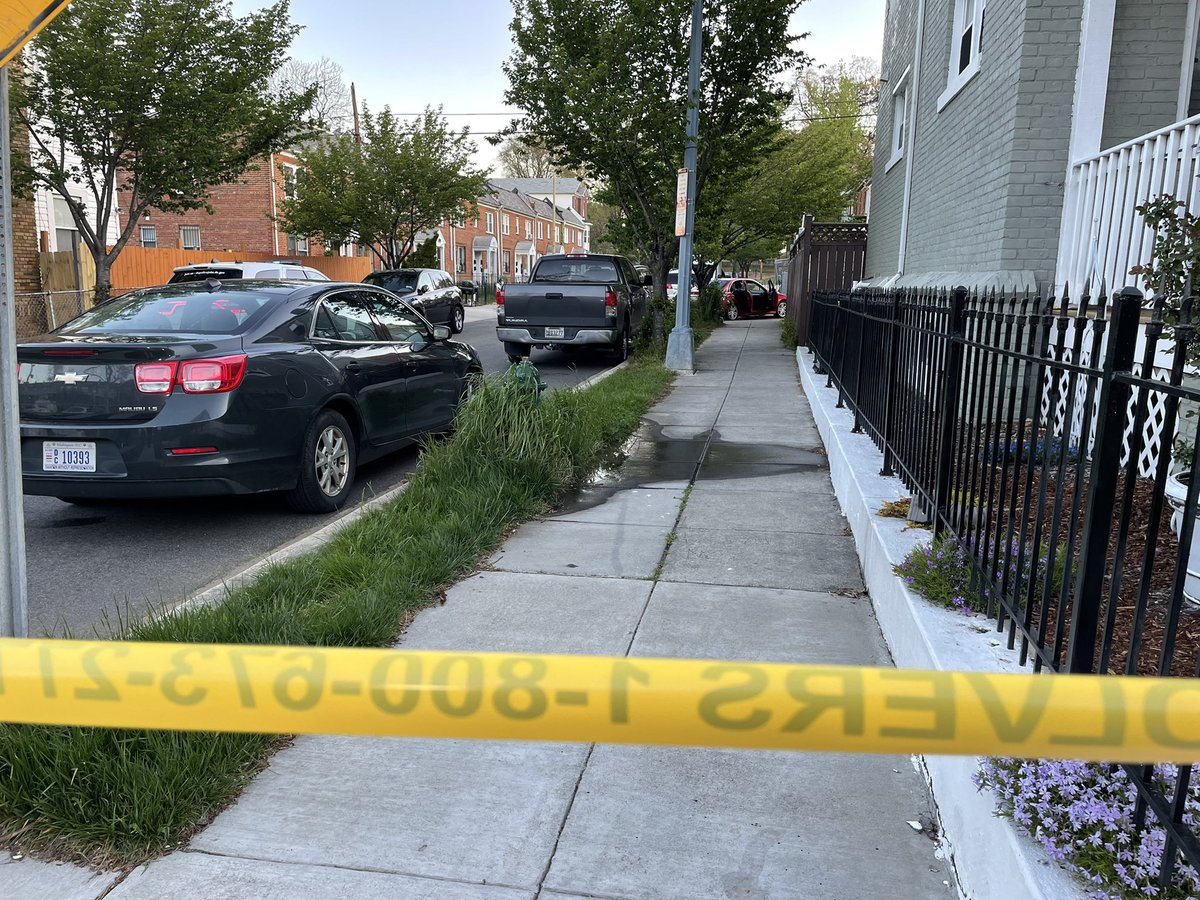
[350,82,362,144]
[664,0,702,374]
[0,66,29,637]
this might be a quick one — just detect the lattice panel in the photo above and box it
[1040,320,1176,477]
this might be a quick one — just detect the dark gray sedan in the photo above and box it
[17,280,482,512]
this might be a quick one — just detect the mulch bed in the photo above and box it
[963,462,1200,677]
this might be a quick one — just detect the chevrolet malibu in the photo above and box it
[18,280,482,512]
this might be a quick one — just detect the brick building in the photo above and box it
[443,179,591,284]
[116,147,337,258]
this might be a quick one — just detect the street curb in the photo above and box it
[796,347,1084,900]
[572,358,632,392]
[164,480,411,618]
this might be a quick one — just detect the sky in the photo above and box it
[233,0,886,172]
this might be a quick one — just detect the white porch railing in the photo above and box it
[1056,112,1200,299]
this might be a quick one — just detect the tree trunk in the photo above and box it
[650,240,671,342]
[92,250,112,306]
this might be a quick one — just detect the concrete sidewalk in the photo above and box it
[15,321,955,899]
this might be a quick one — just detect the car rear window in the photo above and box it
[532,258,620,283]
[364,271,420,295]
[667,272,678,285]
[168,267,245,283]
[58,287,285,335]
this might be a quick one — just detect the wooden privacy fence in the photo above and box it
[784,216,868,346]
[108,247,373,289]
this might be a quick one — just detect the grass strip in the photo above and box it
[0,354,674,867]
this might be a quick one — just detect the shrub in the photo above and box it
[896,533,1069,615]
[976,758,1200,900]
[894,534,977,613]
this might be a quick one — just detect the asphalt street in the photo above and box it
[22,306,613,637]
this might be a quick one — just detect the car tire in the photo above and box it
[776,300,788,319]
[726,304,740,321]
[612,321,630,363]
[287,409,357,514]
[450,304,465,334]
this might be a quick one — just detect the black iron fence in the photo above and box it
[810,283,1200,887]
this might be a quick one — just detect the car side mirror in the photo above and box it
[433,325,451,341]
[288,320,307,338]
[418,284,430,295]
[642,274,654,286]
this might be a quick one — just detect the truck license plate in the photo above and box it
[42,441,97,473]
[544,327,565,339]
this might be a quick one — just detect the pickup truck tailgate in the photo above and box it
[504,286,611,327]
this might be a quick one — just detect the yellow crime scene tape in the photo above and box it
[0,639,1198,762]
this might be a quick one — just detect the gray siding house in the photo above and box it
[866,0,1200,296]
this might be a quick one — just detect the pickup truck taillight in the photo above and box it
[496,286,505,306]
[604,287,617,316]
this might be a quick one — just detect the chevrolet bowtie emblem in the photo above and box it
[53,372,87,385]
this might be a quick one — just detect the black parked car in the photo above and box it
[17,280,482,512]
[363,268,466,334]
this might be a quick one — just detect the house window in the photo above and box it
[938,0,985,110]
[456,244,467,273]
[538,221,544,240]
[282,164,298,201]
[288,234,310,256]
[52,196,79,253]
[503,214,510,235]
[180,225,201,250]
[503,251,511,275]
[139,225,157,248]
[486,212,495,233]
[525,220,532,239]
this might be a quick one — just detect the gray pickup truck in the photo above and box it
[496,253,651,364]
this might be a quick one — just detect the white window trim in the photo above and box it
[937,0,985,112]
[281,163,299,201]
[486,212,494,233]
[503,214,510,235]
[886,67,911,173]
[180,225,201,251]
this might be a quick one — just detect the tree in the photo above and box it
[496,137,577,179]
[279,106,488,269]
[406,235,440,268]
[13,0,314,300]
[690,57,878,288]
[270,56,352,132]
[503,0,803,306]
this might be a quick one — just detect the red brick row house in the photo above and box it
[444,178,591,283]
[114,146,350,259]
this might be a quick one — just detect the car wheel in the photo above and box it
[776,300,788,319]
[726,304,740,321]
[612,321,630,363]
[450,304,465,334]
[287,409,357,513]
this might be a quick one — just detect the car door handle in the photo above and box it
[546,292,564,299]
[345,362,362,373]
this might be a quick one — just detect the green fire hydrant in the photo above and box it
[511,358,547,403]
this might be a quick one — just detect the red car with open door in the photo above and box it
[719,278,787,320]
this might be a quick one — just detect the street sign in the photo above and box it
[1,0,71,67]
[674,168,688,237]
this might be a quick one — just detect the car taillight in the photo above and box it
[135,362,177,394]
[179,355,247,393]
[134,355,247,395]
[605,288,617,316]
[496,286,505,306]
